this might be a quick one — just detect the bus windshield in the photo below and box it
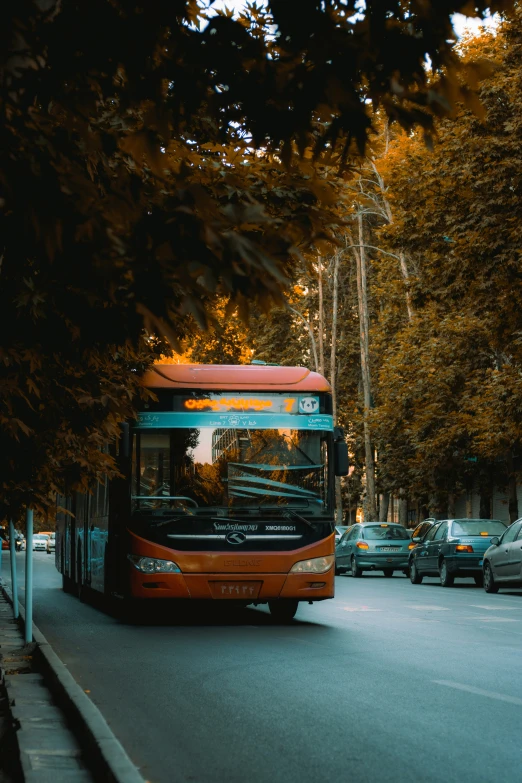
[132,428,330,511]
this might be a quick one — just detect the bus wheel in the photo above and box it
[62,573,75,594]
[268,600,299,623]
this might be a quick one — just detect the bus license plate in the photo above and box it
[209,581,262,600]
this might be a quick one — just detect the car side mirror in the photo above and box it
[333,427,349,477]
[490,536,500,546]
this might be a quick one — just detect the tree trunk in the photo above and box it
[330,252,339,423]
[287,306,319,372]
[399,251,414,322]
[317,255,325,376]
[479,468,492,519]
[353,215,377,520]
[369,162,414,321]
[479,492,491,519]
[379,492,389,522]
[329,251,343,525]
[398,497,408,526]
[447,493,456,519]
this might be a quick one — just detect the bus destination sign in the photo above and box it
[182,394,320,415]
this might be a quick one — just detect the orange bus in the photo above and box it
[56,363,348,621]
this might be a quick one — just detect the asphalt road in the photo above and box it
[2,551,522,783]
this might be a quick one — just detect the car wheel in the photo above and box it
[351,556,363,578]
[483,562,499,594]
[474,575,484,587]
[439,559,454,587]
[268,600,299,623]
[383,569,394,578]
[409,560,423,584]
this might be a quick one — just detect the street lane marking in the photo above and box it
[405,605,450,611]
[472,617,518,623]
[435,680,522,707]
[469,605,514,611]
[343,606,382,612]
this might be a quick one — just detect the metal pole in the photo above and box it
[9,519,19,619]
[25,509,33,644]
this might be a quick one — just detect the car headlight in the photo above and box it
[289,555,334,574]
[128,555,181,574]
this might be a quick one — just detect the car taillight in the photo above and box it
[356,542,369,550]
[456,544,474,553]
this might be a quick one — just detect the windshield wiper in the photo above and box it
[148,514,190,528]
[283,508,316,531]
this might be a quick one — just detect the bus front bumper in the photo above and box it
[129,569,334,601]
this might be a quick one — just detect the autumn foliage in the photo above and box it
[0,1,516,519]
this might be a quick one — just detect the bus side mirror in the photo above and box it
[333,427,349,477]
[119,422,130,460]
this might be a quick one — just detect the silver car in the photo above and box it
[483,518,522,593]
[32,534,49,551]
[335,522,412,577]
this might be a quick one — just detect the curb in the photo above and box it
[1,584,144,783]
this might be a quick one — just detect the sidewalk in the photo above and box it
[0,588,94,782]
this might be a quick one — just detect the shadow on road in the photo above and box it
[80,590,329,629]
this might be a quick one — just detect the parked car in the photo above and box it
[335,525,349,545]
[335,522,412,577]
[46,533,56,554]
[410,518,437,545]
[409,518,507,587]
[32,534,49,551]
[483,518,522,593]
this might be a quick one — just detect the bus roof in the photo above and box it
[142,364,331,392]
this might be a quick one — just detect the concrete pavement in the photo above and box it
[0,589,92,783]
[2,551,522,783]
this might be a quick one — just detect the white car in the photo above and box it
[46,533,56,554]
[33,534,49,551]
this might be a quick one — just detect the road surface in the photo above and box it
[2,551,522,783]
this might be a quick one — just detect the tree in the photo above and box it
[1,0,514,517]
[372,10,522,519]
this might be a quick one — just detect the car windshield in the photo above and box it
[34,535,48,540]
[132,428,330,512]
[362,525,410,540]
[451,520,506,536]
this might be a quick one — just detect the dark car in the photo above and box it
[410,518,437,545]
[409,518,507,587]
[335,522,412,577]
[482,518,522,593]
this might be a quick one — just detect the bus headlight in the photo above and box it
[289,555,334,574]
[128,555,181,574]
